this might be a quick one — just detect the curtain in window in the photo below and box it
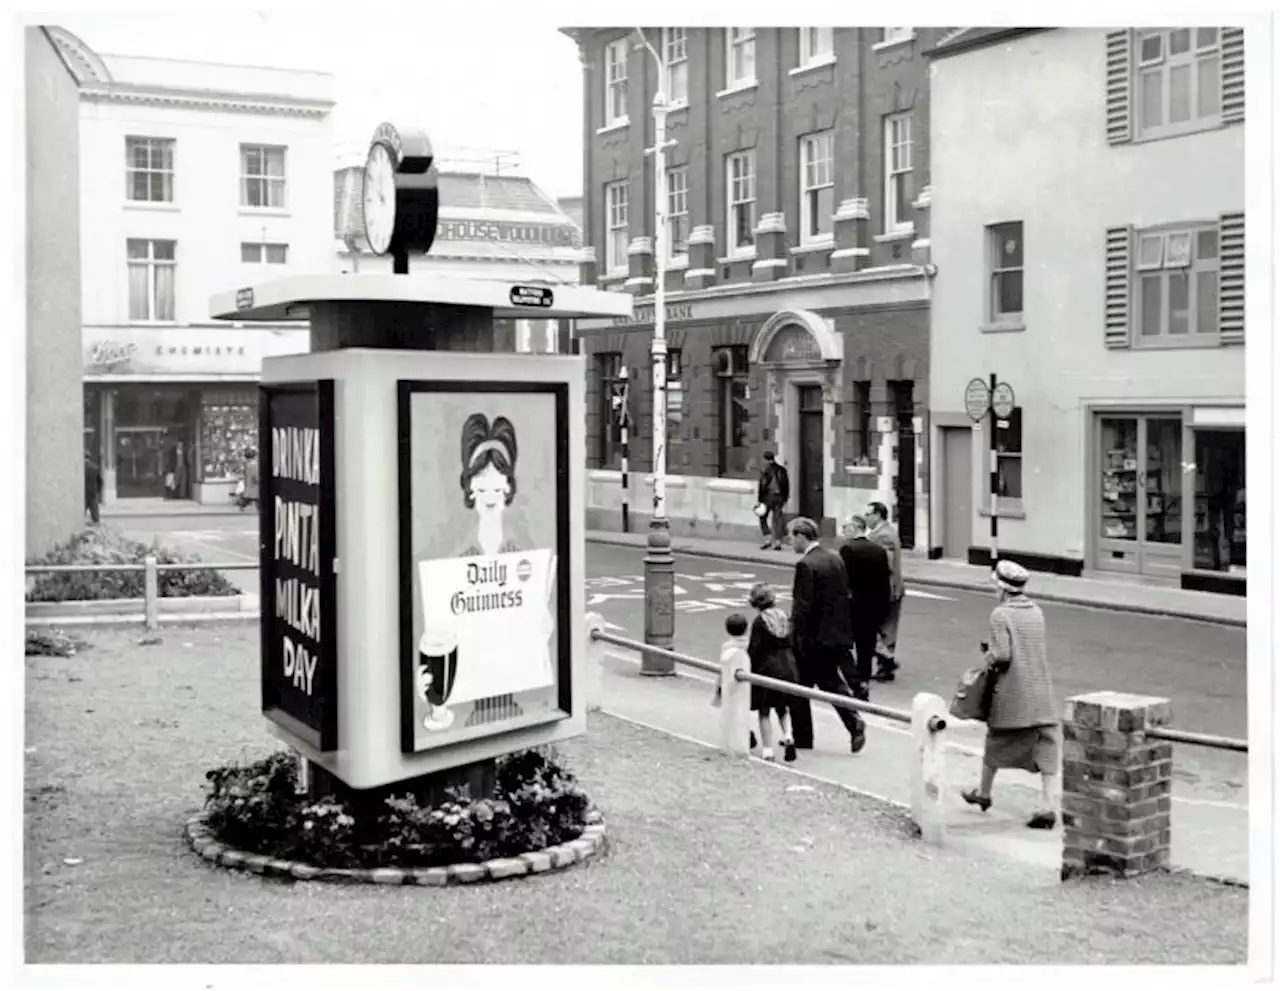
[155,264,176,321]
[128,262,149,320]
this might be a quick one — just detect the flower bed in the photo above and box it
[192,748,602,884]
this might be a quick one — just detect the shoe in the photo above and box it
[759,540,773,550]
[850,724,867,754]
[1027,811,1057,829]
[772,542,783,550]
[761,747,776,761]
[872,659,898,683]
[961,789,993,813]
[851,682,870,702]
[783,740,797,763]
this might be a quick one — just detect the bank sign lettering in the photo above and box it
[259,381,339,752]
[613,302,695,326]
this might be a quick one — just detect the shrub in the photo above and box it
[26,526,239,602]
[201,746,593,870]
[25,628,90,657]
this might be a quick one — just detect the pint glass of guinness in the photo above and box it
[418,626,459,731]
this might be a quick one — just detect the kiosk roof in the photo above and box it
[210,274,632,323]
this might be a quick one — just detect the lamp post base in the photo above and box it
[641,519,676,676]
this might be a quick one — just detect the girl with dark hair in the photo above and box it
[456,413,523,557]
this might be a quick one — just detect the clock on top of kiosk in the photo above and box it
[360,122,440,262]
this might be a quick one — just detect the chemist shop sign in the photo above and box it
[81,328,309,378]
[258,380,339,751]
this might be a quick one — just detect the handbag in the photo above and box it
[949,663,998,722]
[754,502,769,518]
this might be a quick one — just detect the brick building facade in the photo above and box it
[564,27,951,545]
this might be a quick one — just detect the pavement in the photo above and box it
[93,510,1251,885]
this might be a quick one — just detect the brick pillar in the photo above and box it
[625,237,654,295]
[685,225,716,290]
[911,185,932,267]
[577,246,598,286]
[1061,691,1175,882]
[830,197,870,274]
[751,212,789,283]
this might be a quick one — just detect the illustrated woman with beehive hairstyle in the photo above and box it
[455,412,524,557]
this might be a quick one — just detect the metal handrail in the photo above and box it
[591,628,913,724]
[26,562,258,574]
[1146,726,1248,752]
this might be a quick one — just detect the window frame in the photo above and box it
[799,130,835,244]
[883,112,915,232]
[240,144,287,211]
[598,352,625,469]
[126,238,177,324]
[987,221,1025,325]
[1134,27,1223,140]
[1133,222,1221,346]
[665,348,685,443]
[994,407,1024,503]
[605,180,630,275]
[124,136,175,204]
[604,37,630,127]
[726,27,757,87]
[714,344,751,477]
[726,149,757,257]
[850,379,874,466]
[240,242,289,265]
[799,27,834,66]
[662,28,689,106]
[666,166,690,263]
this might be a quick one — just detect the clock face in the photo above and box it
[363,143,396,255]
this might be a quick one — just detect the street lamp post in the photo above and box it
[637,28,676,675]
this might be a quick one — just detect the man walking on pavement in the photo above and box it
[837,514,891,701]
[785,517,867,754]
[866,501,905,682]
[756,451,790,550]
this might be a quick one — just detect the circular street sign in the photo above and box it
[992,382,1016,419]
[964,377,991,423]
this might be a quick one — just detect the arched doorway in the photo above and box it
[750,310,843,527]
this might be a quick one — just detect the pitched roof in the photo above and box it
[925,27,1051,59]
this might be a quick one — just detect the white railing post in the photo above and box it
[718,635,751,756]
[584,612,606,712]
[144,555,159,631]
[910,692,950,845]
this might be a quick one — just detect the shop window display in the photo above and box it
[1099,416,1182,544]
[201,391,258,481]
[1194,430,1245,575]
[1100,419,1140,541]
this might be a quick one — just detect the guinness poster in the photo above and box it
[258,381,339,751]
[398,380,571,754]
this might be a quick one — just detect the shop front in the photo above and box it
[82,326,309,504]
[1091,404,1245,595]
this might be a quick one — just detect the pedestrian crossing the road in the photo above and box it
[585,570,954,612]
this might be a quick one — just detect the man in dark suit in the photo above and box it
[786,517,867,754]
[837,514,891,701]
[756,451,790,550]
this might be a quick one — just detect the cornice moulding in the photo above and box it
[79,84,333,118]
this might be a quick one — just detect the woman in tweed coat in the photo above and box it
[961,560,1068,829]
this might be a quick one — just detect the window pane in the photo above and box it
[893,171,913,227]
[129,172,148,201]
[266,149,284,176]
[1165,231,1192,267]
[995,222,1023,268]
[1138,233,1164,268]
[154,264,175,320]
[1140,70,1164,128]
[996,270,1023,315]
[997,457,1023,499]
[816,186,834,235]
[126,239,149,260]
[1197,228,1218,259]
[1169,28,1191,55]
[128,263,149,320]
[153,240,175,260]
[241,243,259,263]
[1140,275,1163,335]
[1196,27,1219,49]
[268,179,285,209]
[1197,270,1219,334]
[266,244,287,264]
[151,172,171,202]
[1198,54,1221,116]
[1169,64,1191,123]
[1139,33,1162,62]
[1169,272,1190,335]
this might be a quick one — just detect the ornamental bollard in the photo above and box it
[909,692,950,846]
[1061,691,1174,881]
[584,612,606,712]
[143,555,159,631]
[717,626,751,757]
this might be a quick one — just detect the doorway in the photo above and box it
[114,428,167,498]
[1096,413,1184,579]
[940,426,972,560]
[797,384,825,522]
[890,381,916,549]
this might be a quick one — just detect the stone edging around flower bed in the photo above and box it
[183,809,607,885]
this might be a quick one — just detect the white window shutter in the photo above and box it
[1221,27,1245,124]
[1104,226,1133,349]
[1105,30,1132,145]
[1218,212,1245,346]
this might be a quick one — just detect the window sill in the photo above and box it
[718,248,758,264]
[601,268,629,282]
[791,237,836,255]
[665,255,690,271]
[872,34,917,52]
[127,320,179,327]
[1132,333,1224,350]
[980,321,1027,334]
[238,207,290,218]
[790,55,837,77]
[705,477,754,493]
[124,201,179,212]
[978,502,1027,520]
[596,118,630,135]
[664,101,689,115]
[716,79,758,99]
[1133,118,1230,144]
[844,464,879,476]
[873,228,915,244]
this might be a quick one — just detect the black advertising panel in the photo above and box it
[258,381,339,752]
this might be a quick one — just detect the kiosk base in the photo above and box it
[307,760,497,826]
